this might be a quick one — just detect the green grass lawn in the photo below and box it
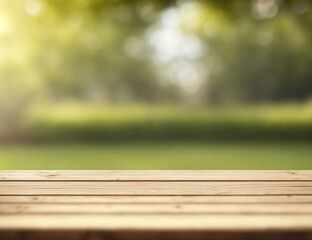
[0,142,311,170]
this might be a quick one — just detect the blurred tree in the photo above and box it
[0,0,311,113]
[27,0,180,102]
[180,0,312,104]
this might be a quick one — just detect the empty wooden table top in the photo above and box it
[0,170,312,240]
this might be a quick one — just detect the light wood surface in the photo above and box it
[1,181,312,195]
[1,195,312,203]
[0,170,312,240]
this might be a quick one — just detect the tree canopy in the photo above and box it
[0,0,311,112]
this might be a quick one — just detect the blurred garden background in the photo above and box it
[0,0,311,169]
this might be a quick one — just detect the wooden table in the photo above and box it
[0,171,312,240]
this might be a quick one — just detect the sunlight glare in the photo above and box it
[25,0,42,16]
[0,15,7,33]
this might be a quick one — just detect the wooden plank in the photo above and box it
[1,182,311,195]
[1,171,311,181]
[1,170,312,237]
[1,214,312,231]
[1,195,311,204]
[1,203,312,215]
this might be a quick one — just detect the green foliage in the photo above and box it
[183,1,312,103]
[0,0,179,104]
[1,0,311,106]
[25,102,312,142]
[0,0,311,136]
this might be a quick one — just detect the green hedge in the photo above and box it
[24,102,312,142]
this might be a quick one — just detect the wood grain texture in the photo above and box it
[1,214,312,231]
[1,203,312,214]
[1,181,312,195]
[1,195,311,204]
[0,170,311,240]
